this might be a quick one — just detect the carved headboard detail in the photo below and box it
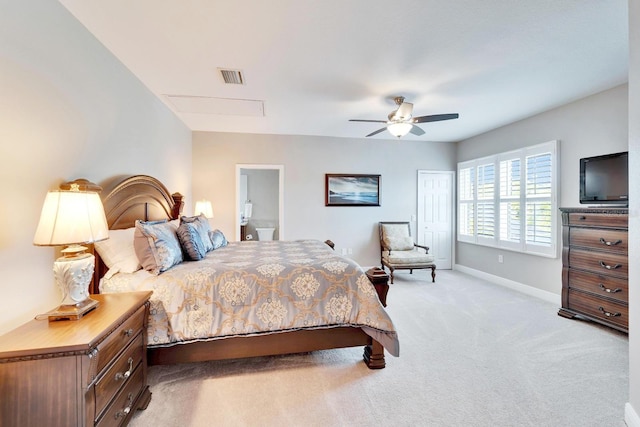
[91,175,183,293]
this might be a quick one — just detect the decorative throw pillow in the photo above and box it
[209,229,228,250]
[382,226,415,251]
[94,227,141,277]
[177,222,207,261]
[134,219,183,275]
[180,214,214,252]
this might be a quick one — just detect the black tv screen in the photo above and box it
[579,151,628,205]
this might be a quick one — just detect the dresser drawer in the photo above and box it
[567,289,628,329]
[95,305,145,375]
[568,270,628,303]
[96,364,144,427]
[94,333,144,419]
[569,227,627,253]
[567,212,628,228]
[568,248,628,278]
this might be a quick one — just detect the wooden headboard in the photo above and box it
[91,175,183,293]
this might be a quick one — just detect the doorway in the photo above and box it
[235,164,284,241]
[417,170,454,269]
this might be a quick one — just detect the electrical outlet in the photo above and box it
[498,255,504,263]
[341,248,347,255]
[348,248,353,254]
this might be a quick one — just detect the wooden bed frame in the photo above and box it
[92,175,388,369]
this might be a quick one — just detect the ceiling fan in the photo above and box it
[349,96,459,138]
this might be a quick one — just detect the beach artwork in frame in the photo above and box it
[325,174,381,206]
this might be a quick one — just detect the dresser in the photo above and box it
[558,208,628,332]
[0,291,152,426]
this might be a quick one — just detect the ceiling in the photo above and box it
[59,0,628,142]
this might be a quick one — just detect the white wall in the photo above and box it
[193,132,456,267]
[627,0,639,423]
[0,1,192,335]
[455,84,628,295]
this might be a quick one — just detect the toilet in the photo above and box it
[255,227,275,241]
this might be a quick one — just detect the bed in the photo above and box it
[91,175,399,369]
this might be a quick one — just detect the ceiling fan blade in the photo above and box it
[413,113,459,123]
[349,119,388,123]
[366,127,388,137]
[409,124,425,136]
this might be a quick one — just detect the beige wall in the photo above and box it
[193,132,457,267]
[0,1,192,335]
[455,84,628,296]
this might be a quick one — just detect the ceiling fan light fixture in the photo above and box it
[387,122,413,138]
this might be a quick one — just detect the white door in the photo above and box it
[417,171,454,269]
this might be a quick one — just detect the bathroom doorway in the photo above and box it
[235,164,284,241]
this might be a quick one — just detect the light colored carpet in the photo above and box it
[128,270,628,427]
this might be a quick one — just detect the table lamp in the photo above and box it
[33,179,109,320]
[194,199,214,218]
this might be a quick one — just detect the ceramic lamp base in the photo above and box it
[50,250,97,321]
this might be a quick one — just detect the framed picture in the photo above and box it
[325,174,381,206]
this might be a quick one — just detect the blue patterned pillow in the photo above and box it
[134,219,183,275]
[177,222,206,261]
[209,229,228,250]
[180,214,214,252]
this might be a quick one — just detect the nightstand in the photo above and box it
[0,291,152,427]
[366,267,389,307]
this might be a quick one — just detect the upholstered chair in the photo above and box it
[379,222,436,284]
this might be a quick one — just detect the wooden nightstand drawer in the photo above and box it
[569,227,627,253]
[95,333,144,418]
[0,292,152,427]
[567,289,628,329]
[568,248,627,279]
[96,363,145,427]
[95,305,145,375]
[567,212,628,228]
[568,270,628,303]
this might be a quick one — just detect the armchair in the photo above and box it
[379,222,436,284]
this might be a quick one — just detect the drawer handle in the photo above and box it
[599,284,622,294]
[114,393,134,419]
[599,237,623,246]
[115,357,134,381]
[598,307,621,318]
[599,261,622,270]
[578,216,586,220]
[123,328,134,337]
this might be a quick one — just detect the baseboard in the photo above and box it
[453,264,559,305]
[626,403,640,427]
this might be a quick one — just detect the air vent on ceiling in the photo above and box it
[219,68,244,85]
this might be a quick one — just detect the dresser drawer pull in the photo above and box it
[123,328,134,337]
[578,216,586,220]
[599,261,622,270]
[599,237,623,246]
[114,393,134,419]
[598,307,622,318]
[599,284,622,294]
[115,357,134,381]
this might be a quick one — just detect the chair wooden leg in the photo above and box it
[431,265,436,282]
[389,268,395,284]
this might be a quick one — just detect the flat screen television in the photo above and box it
[579,151,628,206]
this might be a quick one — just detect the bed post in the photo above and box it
[171,192,184,219]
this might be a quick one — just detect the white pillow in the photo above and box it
[94,227,141,277]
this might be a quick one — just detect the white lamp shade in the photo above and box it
[387,122,413,138]
[33,190,109,246]
[194,199,214,218]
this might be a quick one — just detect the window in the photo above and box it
[457,140,558,257]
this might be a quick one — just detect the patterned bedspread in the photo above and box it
[100,239,399,356]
